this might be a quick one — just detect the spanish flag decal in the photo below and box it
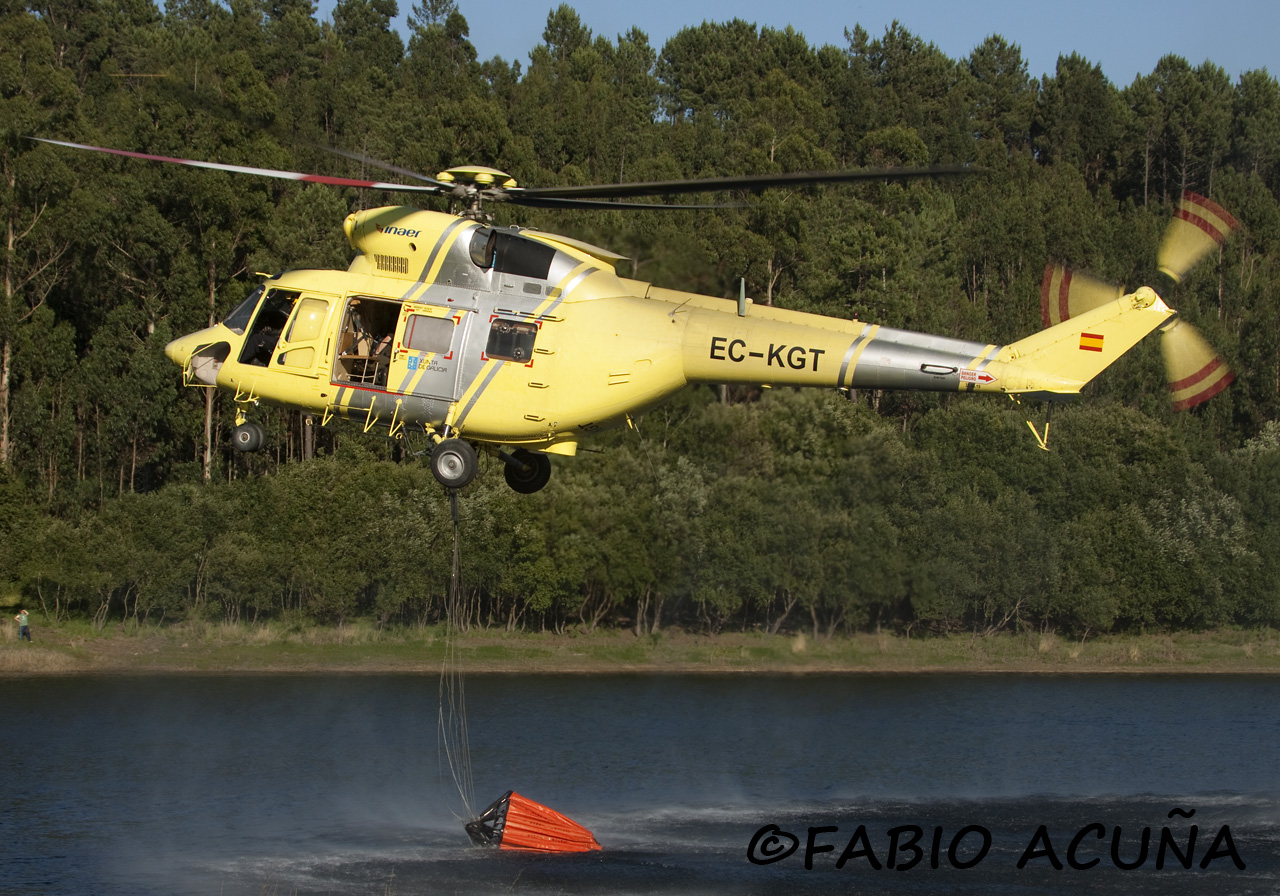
[1079,332,1104,352]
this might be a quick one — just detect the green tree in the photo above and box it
[967,35,1035,156]
[1034,52,1123,189]
[0,12,78,471]
[332,0,402,77]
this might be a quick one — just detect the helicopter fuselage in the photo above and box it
[164,205,1175,483]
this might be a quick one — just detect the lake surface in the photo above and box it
[3,673,1278,894]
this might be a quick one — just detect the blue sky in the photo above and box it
[321,0,1277,85]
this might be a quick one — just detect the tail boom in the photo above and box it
[671,286,1172,401]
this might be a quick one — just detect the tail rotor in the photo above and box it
[1039,191,1240,410]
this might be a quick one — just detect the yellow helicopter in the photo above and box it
[38,138,1238,492]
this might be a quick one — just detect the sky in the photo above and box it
[324,0,1278,86]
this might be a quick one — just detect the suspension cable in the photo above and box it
[438,489,476,820]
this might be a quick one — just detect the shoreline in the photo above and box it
[3,625,1280,676]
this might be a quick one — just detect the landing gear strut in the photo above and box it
[431,438,479,489]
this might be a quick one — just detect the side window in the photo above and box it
[486,319,537,363]
[404,315,454,354]
[285,298,329,342]
[276,297,330,370]
[238,289,299,366]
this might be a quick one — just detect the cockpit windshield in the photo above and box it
[222,285,266,335]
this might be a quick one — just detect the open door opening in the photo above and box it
[333,296,399,388]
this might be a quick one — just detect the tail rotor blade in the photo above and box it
[1041,263,1123,327]
[1158,191,1241,283]
[1161,319,1235,410]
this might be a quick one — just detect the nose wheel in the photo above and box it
[431,438,479,489]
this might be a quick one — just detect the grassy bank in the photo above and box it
[4,620,1280,676]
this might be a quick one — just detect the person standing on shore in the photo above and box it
[14,609,31,642]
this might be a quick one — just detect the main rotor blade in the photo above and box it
[315,144,455,188]
[513,165,974,200]
[507,195,742,211]
[31,138,449,195]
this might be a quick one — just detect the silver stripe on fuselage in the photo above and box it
[536,264,598,320]
[452,264,599,427]
[400,218,474,303]
[453,361,504,428]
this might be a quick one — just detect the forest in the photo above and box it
[3,0,1280,639]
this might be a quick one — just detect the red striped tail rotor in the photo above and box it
[1038,191,1239,410]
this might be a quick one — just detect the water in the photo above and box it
[2,673,1278,894]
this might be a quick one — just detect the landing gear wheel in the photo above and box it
[232,422,266,452]
[504,449,552,494]
[431,438,478,490]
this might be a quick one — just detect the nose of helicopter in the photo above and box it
[164,327,224,367]
[165,328,232,386]
[164,333,198,367]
